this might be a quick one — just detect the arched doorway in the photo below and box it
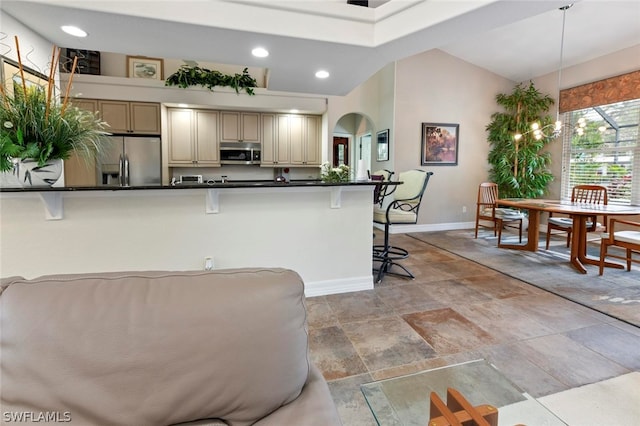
[333,112,374,176]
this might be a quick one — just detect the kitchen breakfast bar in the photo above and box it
[0,181,380,296]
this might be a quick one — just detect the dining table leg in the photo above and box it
[569,214,624,273]
[498,209,540,251]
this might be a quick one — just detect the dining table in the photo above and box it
[496,198,640,274]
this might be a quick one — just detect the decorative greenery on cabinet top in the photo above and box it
[165,65,258,95]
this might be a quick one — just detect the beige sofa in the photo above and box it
[1,268,341,426]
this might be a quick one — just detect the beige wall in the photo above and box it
[1,14,52,72]
[393,49,515,229]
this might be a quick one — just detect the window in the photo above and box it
[561,99,640,205]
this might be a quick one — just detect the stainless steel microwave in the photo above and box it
[220,142,261,165]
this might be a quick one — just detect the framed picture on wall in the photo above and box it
[421,122,459,166]
[376,129,389,161]
[1,56,48,97]
[126,56,164,80]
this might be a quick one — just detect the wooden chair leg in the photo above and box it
[545,227,551,250]
[599,240,608,276]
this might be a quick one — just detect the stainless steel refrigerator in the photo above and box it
[97,136,161,186]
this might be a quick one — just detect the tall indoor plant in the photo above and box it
[486,81,555,199]
[0,38,109,184]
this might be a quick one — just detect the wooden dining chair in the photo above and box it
[545,184,608,250]
[599,218,640,275]
[474,182,523,244]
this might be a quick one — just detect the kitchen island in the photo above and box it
[0,181,381,296]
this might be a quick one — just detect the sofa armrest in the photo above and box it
[254,363,342,426]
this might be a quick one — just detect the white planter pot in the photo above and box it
[15,158,63,187]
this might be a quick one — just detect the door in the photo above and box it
[124,137,161,186]
[333,136,349,167]
[354,133,371,177]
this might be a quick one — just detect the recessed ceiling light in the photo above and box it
[315,70,330,79]
[252,47,269,58]
[61,25,88,37]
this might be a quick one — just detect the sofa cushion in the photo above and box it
[1,268,310,426]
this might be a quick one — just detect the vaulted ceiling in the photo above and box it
[2,0,639,96]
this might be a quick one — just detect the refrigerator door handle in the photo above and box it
[119,154,125,186]
[123,155,130,187]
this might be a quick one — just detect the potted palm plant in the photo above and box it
[486,81,555,199]
[0,39,109,186]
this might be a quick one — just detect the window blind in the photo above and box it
[561,99,640,205]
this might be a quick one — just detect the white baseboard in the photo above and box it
[373,222,476,233]
[304,275,373,297]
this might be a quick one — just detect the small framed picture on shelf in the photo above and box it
[421,122,459,166]
[127,56,164,80]
[376,129,389,162]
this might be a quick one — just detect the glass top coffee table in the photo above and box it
[361,359,566,425]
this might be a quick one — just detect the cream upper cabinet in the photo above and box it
[220,111,260,143]
[130,102,162,134]
[261,114,277,165]
[167,108,220,167]
[194,110,220,165]
[291,115,321,166]
[262,114,321,167]
[70,98,99,113]
[98,100,160,135]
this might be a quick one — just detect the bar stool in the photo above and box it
[370,169,395,207]
[373,170,433,283]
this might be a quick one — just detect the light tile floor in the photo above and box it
[307,232,640,425]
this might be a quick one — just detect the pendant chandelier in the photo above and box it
[515,4,573,142]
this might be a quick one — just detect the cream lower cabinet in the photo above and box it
[262,114,321,167]
[168,109,220,167]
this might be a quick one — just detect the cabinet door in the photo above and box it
[221,111,260,142]
[240,112,260,143]
[276,115,292,165]
[70,98,98,113]
[98,100,130,133]
[260,114,276,165]
[65,99,99,186]
[303,115,321,165]
[195,110,220,165]
[288,115,305,165]
[64,154,97,186]
[220,111,240,142]
[167,109,195,166]
[130,102,161,134]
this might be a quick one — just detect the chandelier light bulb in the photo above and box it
[514,133,522,141]
[531,122,540,130]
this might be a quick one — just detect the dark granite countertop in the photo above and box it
[0,180,393,193]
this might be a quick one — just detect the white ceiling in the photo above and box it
[1,0,639,96]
